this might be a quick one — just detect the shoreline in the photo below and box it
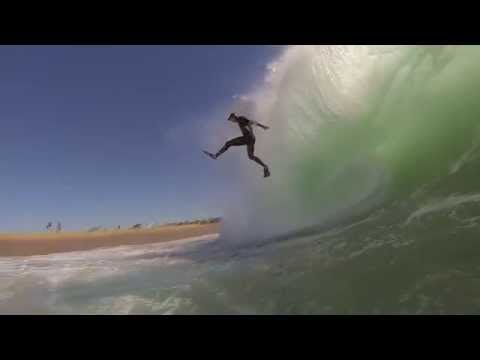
[0,223,220,257]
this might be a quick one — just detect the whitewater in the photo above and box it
[3,45,480,314]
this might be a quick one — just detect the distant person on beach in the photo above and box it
[56,222,62,233]
[203,113,271,178]
[46,222,53,232]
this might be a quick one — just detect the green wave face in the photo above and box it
[225,46,480,240]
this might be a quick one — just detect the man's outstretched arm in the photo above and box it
[250,120,269,130]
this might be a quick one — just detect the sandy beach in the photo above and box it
[0,223,220,257]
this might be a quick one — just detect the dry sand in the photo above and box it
[0,223,220,257]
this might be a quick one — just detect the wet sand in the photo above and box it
[0,223,220,257]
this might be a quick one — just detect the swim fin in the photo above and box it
[203,150,217,160]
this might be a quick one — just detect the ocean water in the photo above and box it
[3,45,480,314]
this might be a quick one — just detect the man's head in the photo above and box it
[228,113,238,122]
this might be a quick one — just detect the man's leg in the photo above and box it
[214,136,248,158]
[247,141,270,177]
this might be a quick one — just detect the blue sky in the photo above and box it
[0,45,283,231]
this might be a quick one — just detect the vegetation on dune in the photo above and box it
[85,217,222,232]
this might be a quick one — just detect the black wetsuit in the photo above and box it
[215,116,268,170]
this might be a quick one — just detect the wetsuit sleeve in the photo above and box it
[250,120,269,129]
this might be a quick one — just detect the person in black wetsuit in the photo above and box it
[204,113,271,177]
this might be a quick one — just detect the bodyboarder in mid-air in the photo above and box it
[204,113,271,178]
